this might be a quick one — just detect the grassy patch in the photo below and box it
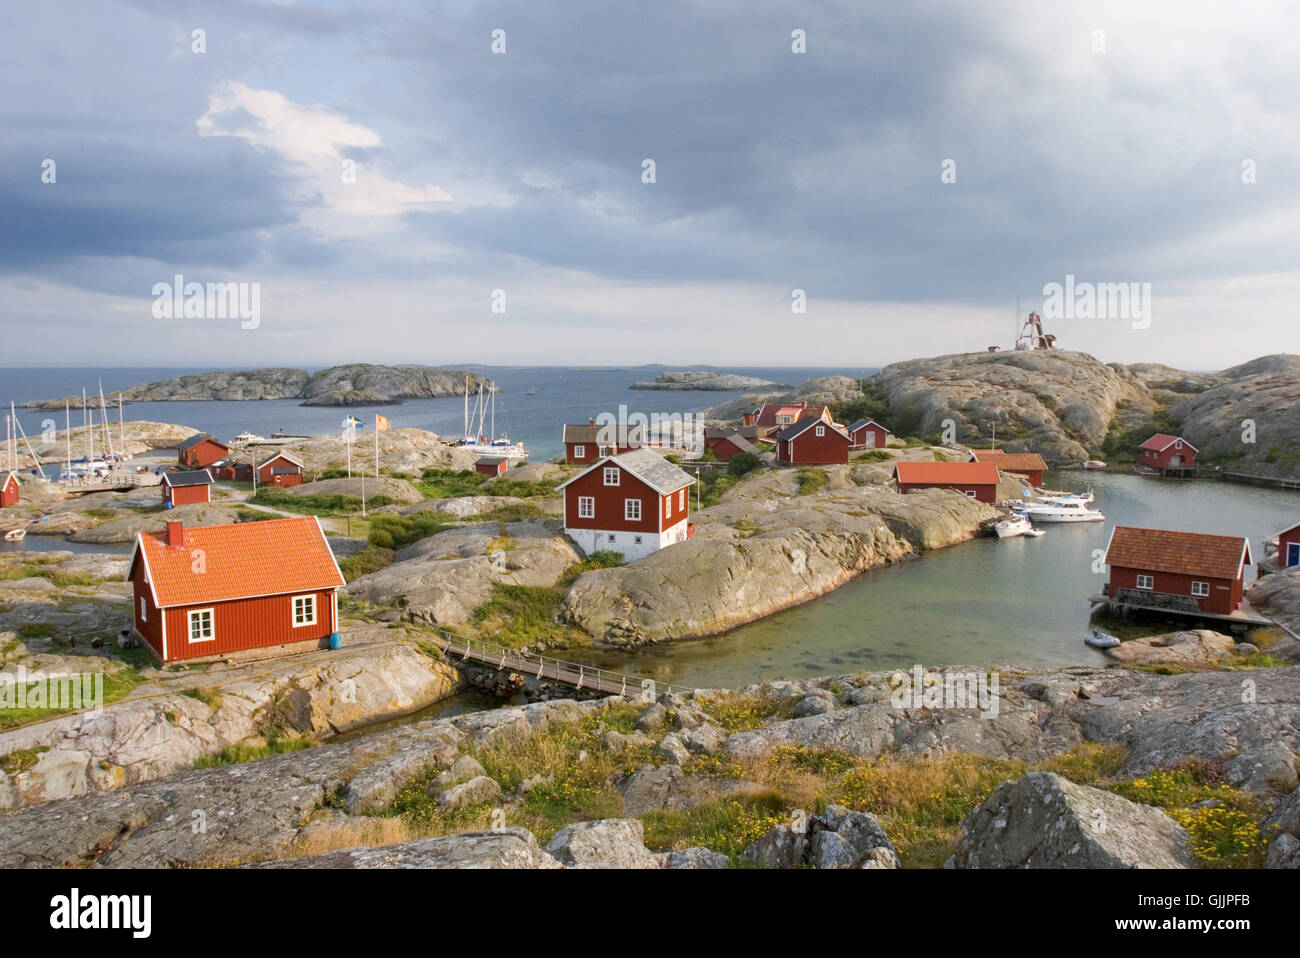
[339,545,395,581]
[416,468,486,499]
[366,513,451,551]
[0,745,50,775]
[0,558,103,588]
[796,468,828,495]
[193,731,312,769]
[470,584,590,649]
[697,691,798,732]
[561,550,625,586]
[0,666,144,732]
[852,449,893,463]
[642,794,789,861]
[474,503,547,523]
[249,488,364,516]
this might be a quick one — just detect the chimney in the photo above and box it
[166,520,184,547]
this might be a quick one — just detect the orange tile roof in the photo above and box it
[894,461,1000,485]
[134,516,344,608]
[972,451,1046,472]
[1105,525,1250,580]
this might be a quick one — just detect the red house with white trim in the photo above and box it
[1269,520,1300,569]
[0,472,19,508]
[775,418,850,465]
[1104,525,1252,616]
[127,516,345,662]
[257,451,303,487]
[559,448,695,561]
[162,469,212,508]
[746,402,831,440]
[177,434,230,470]
[1137,434,1198,473]
[704,426,761,461]
[848,419,891,450]
[893,461,1001,503]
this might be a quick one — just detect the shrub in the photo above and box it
[728,452,761,477]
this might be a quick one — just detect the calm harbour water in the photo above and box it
[568,472,1300,688]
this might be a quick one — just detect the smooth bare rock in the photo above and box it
[619,764,707,815]
[435,775,500,812]
[253,828,561,869]
[741,804,897,869]
[402,495,527,518]
[660,847,731,868]
[68,503,239,543]
[341,728,463,815]
[1103,630,1237,668]
[1266,833,1300,868]
[630,371,788,391]
[654,733,691,766]
[545,818,661,869]
[681,723,728,755]
[948,772,1194,869]
[601,730,654,753]
[1248,567,1300,653]
[433,754,487,789]
[280,476,423,503]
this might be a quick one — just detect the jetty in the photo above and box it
[1088,586,1273,630]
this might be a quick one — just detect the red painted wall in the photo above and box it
[1001,468,1044,486]
[1138,440,1197,470]
[705,436,749,461]
[129,555,163,657]
[258,456,303,486]
[0,476,18,507]
[564,464,683,534]
[180,439,228,469]
[898,481,997,504]
[475,460,508,476]
[164,483,210,507]
[1108,565,1240,615]
[1280,525,1300,567]
[160,589,337,661]
[850,424,889,449]
[777,427,849,465]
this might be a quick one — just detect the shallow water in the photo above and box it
[570,472,1299,689]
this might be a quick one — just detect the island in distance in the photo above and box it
[22,364,495,409]
[629,370,791,391]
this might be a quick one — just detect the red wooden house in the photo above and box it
[127,516,345,662]
[775,418,850,465]
[562,421,646,465]
[1137,434,1198,474]
[475,456,509,477]
[848,419,891,450]
[893,461,1001,503]
[969,450,1046,487]
[1104,525,1252,616]
[703,426,761,461]
[0,472,18,508]
[559,448,694,561]
[212,460,254,481]
[1269,520,1300,568]
[177,434,230,470]
[162,469,213,508]
[746,402,831,440]
[257,451,304,487]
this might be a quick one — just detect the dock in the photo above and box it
[1221,471,1300,491]
[1088,590,1274,629]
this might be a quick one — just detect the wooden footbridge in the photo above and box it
[423,628,696,697]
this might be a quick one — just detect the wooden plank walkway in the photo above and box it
[424,628,695,697]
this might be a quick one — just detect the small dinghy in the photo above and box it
[1024,528,1046,537]
[2,528,26,542]
[1085,629,1121,649]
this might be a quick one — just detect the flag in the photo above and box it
[375,415,390,432]
[343,415,363,428]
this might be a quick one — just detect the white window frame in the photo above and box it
[777,415,792,425]
[1174,440,1182,449]
[1136,575,1154,591]
[187,608,215,644]
[573,444,585,459]
[139,597,147,622]
[577,495,595,518]
[665,496,672,518]
[815,425,825,437]
[964,490,977,497]
[679,488,685,510]
[603,466,620,486]
[600,445,615,457]
[292,594,317,628]
[625,498,641,521]
[1190,581,1210,597]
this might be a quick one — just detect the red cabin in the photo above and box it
[475,456,509,477]
[1270,520,1300,568]
[703,426,761,462]
[177,434,230,470]
[0,472,18,508]
[212,461,254,482]
[848,419,891,450]
[162,469,213,508]
[893,461,1001,503]
[746,402,831,440]
[562,421,646,465]
[1104,525,1252,616]
[775,418,850,465]
[559,448,694,561]
[1137,434,1198,474]
[257,451,303,487]
[127,516,344,662]
[969,450,1046,487]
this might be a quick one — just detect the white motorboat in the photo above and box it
[3,528,26,541]
[1085,629,1121,649]
[1082,460,1107,470]
[232,431,266,444]
[994,513,1034,538]
[1022,498,1105,522]
[1024,528,1046,537]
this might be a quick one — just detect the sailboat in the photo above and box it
[454,376,527,459]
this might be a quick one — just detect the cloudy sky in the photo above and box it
[2,0,1298,370]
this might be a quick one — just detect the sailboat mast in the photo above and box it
[99,379,114,459]
[65,401,71,481]
[490,381,495,441]
[83,389,89,461]
[118,394,125,458]
[463,375,469,440]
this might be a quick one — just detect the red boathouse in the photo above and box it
[1137,434,1198,475]
[893,461,1001,503]
[127,516,345,662]
[1103,525,1252,616]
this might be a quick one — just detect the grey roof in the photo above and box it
[163,469,213,487]
[476,456,507,466]
[776,418,847,442]
[704,425,760,440]
[848,418,890,434]
[562,423,646,445]
[256,451,303,470]
[177,434,227,452]
[558,446,694,495]
[706,431,760,455]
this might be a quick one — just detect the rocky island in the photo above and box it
[629,371,790,391]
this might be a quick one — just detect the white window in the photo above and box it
[625,498,641,521]
[139,597,147,622]
[600,446,615,457]
[577,496,595,518]
[964,490,977,497]
[1174,440,1182,449]
[188,608,214,644]
[778,415,791,425]
[573,444,586,459]
[603,467,620,486]
[665,496,672,518]
[1191,581,1210,597]
[293,594,317,627]
[679,488,685,510]
[1136,575,1154,590]
[815,425,825,437]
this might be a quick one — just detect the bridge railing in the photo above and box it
[424,626,697,697]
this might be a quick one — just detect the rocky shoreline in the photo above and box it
[629,371,789,391]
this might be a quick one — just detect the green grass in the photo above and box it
[249,488,364,516]
[474,503,548,523]
[796,468,828,495]
[366,513,451,551]
[0,558,104,588]
[484,477,561,498]
[469,584,590,649]
[193,731,312,769]
[852,449,893,463]
[560,550,625,586]
[339,545,395,581]
[416,468,486,499]
[0,666,144,732]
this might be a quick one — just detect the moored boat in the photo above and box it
[994,513,1034,538]
[1082,460,1107,470]
[1022,498,1105,522]
[1085,629,1120,649]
